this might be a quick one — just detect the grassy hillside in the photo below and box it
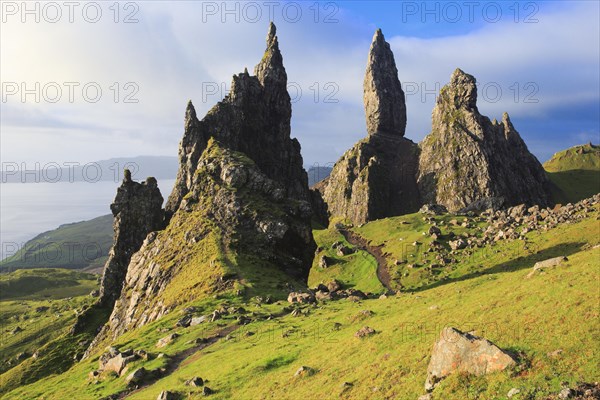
[3,203,598,400]
[543,143,600,204]
[0,268,99,379]
[0,214,113,273]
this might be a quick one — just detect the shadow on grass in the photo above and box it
[406,241,586,293]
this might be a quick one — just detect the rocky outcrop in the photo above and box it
[85,23,317,352]
[425,327,516,391]
[94,139,316,342]
[166,22,309,217]
[320,29,420,225]
[98,170,164,307]
[418,68,551,212]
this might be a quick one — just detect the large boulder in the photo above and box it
[425,327,516,391]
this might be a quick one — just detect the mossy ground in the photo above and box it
[3,206,599,400]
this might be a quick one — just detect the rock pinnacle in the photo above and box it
[363,28,406,137]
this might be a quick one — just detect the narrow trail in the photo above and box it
[338,228,394,292]
[119,324,239,399]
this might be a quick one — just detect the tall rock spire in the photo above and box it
[318,28,420,225]
[254,21,287,89]
[98,175,165,307]
[363,29,407,137]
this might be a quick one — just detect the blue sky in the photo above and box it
[1,0,599,168]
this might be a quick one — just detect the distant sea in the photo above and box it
[0,179,175,260]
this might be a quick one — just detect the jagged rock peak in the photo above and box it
[418,68,551,212]
[255,21,286,87]
[185,100,197,130]
[98,172,165,307]
[166,21,307,217]
[363,28,406,137]
[444,68,478,110]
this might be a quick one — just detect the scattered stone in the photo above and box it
[559,388,575,399]
[336,246,355,256]
[449,239,467,250]
[547,349,563,358]
[315,290,332,301]
[157,391,177,400]
[527,256,568,278]
[287,292,316,304]
[125,367,147,385]
[11,326,23,335]
[156,333,179,348]
[355,326,376,338]
[428,226,442,237]
[99,351,139,376]
[507,388,521,398]
[176,315,191,328]
[327,280,342,293]
[294,366,315,377]
[210,310,221,322]
[420,204,448,215]
[424,327,516,391]
[190,316,207,326]
[319,255,331,269]
[202,386,214,396]
[185,376,204,387]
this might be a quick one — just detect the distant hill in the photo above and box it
[1,155,178,183]
[0,215,113,273]
[307,166,333,187]
[544,143,600,204]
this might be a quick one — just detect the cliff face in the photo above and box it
[89,24,316,346]
[98,171,164,307]
[166,22,308,217]
[321,29,420,225]
[417,68,551,212]
[96,139,315,341]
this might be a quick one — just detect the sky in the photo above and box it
[1,0,599,170]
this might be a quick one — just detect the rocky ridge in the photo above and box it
[417,68,552,212]
[166,22,309,217]
[86,22,320,347]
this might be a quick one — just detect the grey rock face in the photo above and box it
[98,171,164,307]
[321,29,419,225]
[166,22,309,217]
[425,327,516,391]
[364,29,407,137]
[95,140,316,342]
[418,68,551,212]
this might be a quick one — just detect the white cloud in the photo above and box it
[1,1,598,166]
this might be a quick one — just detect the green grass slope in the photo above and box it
[543,143,600,204]
[4,205,599,400]
[0,214,113,273]
[0,268,99,381]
